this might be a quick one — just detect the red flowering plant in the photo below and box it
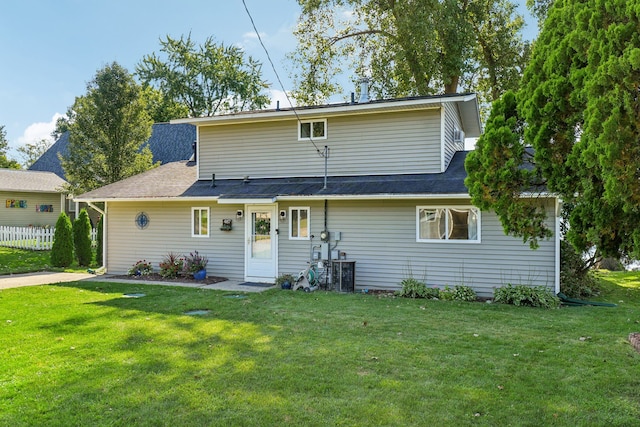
[159,252,184,279]
[128,259,153,276]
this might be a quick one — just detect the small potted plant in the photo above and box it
[275,273,295,290]
[183,250,208,280]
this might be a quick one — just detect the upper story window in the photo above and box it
[299,119,327,140]
[289,207,310,240]
[192,207,210,237]
[416,206,480,242]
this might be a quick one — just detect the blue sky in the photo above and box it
[0,0,537,160]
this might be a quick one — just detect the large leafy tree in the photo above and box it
[290,0,528,106]
[526,0,554,23]
[61,62,155,195]
[17,138,52,168]
[0,125,21,169]
[465,0,640,259]
[136,34,270,117]
[140,86,189,123]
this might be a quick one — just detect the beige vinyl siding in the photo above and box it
[443,102,464,170]
[306,199,556,298]
[198,109,442,180]
[0,191,63,227]
[276,201,326,277]
[105,201,245,280]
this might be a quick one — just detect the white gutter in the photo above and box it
[74,191,558,204]
[217,197,276,204]
[73,196,218,203]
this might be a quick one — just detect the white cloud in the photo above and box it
[268,89,296,109]
[15,113,62,148]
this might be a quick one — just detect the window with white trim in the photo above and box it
[298,119,327,140]
[417,207,480,242]
[192,207,210,237]
[289,207,310,240]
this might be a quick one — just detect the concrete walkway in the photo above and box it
[0,272,273,293]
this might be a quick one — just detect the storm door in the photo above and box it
[245,205,277,282]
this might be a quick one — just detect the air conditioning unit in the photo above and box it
[453,129,465,143]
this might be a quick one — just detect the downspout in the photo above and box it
[103,203,108,270]
[324,198,329,288]
[555,198,561,295]
[324,199,328,233]
[440,105,446,172]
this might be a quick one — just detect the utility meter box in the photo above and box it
[321,243,330,260]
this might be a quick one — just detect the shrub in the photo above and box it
[396,278,439,299]
[51,212,74,268]
[276,273,295,289]
[560,240,599,298]
[159,252,184,278]
[128,260,153,276]
[440,285,477,302]
[183,251,208,274]
[493,284,560,309]
[73,209,93,267]
[96,215,104,266]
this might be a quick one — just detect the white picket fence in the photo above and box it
[0,226,97,251]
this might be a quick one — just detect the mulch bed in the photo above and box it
[110,273,228,286]
[629,333,640,353]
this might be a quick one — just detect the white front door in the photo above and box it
[245,205,277,282]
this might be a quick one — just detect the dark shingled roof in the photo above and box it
[76,151,470,201]
[29,123,196,179]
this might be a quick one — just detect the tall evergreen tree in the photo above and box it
[51,212,74,268]
[465,0,640,259]
[73,208,93,267]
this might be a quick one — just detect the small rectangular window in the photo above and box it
[298,119,327,140]
[417,206,479,242]
[192,207,209,237]
[290,207,310,240]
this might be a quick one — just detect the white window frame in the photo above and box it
[416,206,481,243]
[298,119,327,141]
[191,207,210,238]
[289,207,311,240]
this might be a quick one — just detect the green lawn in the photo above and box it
[0,247,96,275]
[1,271,639,426]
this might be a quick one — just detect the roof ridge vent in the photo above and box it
[358,77,370,103]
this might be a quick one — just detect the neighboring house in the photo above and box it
[29,122,196,220]
[0,169,67,227]
[75,94,560,297]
